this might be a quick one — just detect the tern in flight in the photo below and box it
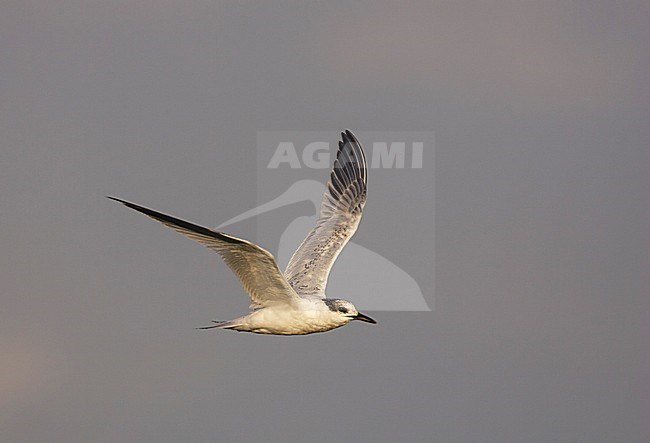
[109,130,376,335]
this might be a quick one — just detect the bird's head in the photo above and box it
[323,299,377,324]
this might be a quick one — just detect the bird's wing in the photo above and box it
[284,130,367,297]
[108,197,298,309]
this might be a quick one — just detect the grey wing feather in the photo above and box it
[108,197,298,309]
[284,130,367,297]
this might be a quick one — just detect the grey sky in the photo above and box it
[1,1,648,442]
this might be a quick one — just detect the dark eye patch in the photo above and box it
[338,307,349,313]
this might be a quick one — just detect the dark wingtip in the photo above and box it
[107,196,128,205]
[106,196,142,212]
[342,129,358,143]
[338,129,357,155]
[335,129,366,180]
[107,195,245,245]
[340,129,354,143]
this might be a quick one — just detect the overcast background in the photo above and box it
[1,1,648,442]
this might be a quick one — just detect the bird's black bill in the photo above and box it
[354,312,377,324]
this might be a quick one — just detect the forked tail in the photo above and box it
[196,320,238,330]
